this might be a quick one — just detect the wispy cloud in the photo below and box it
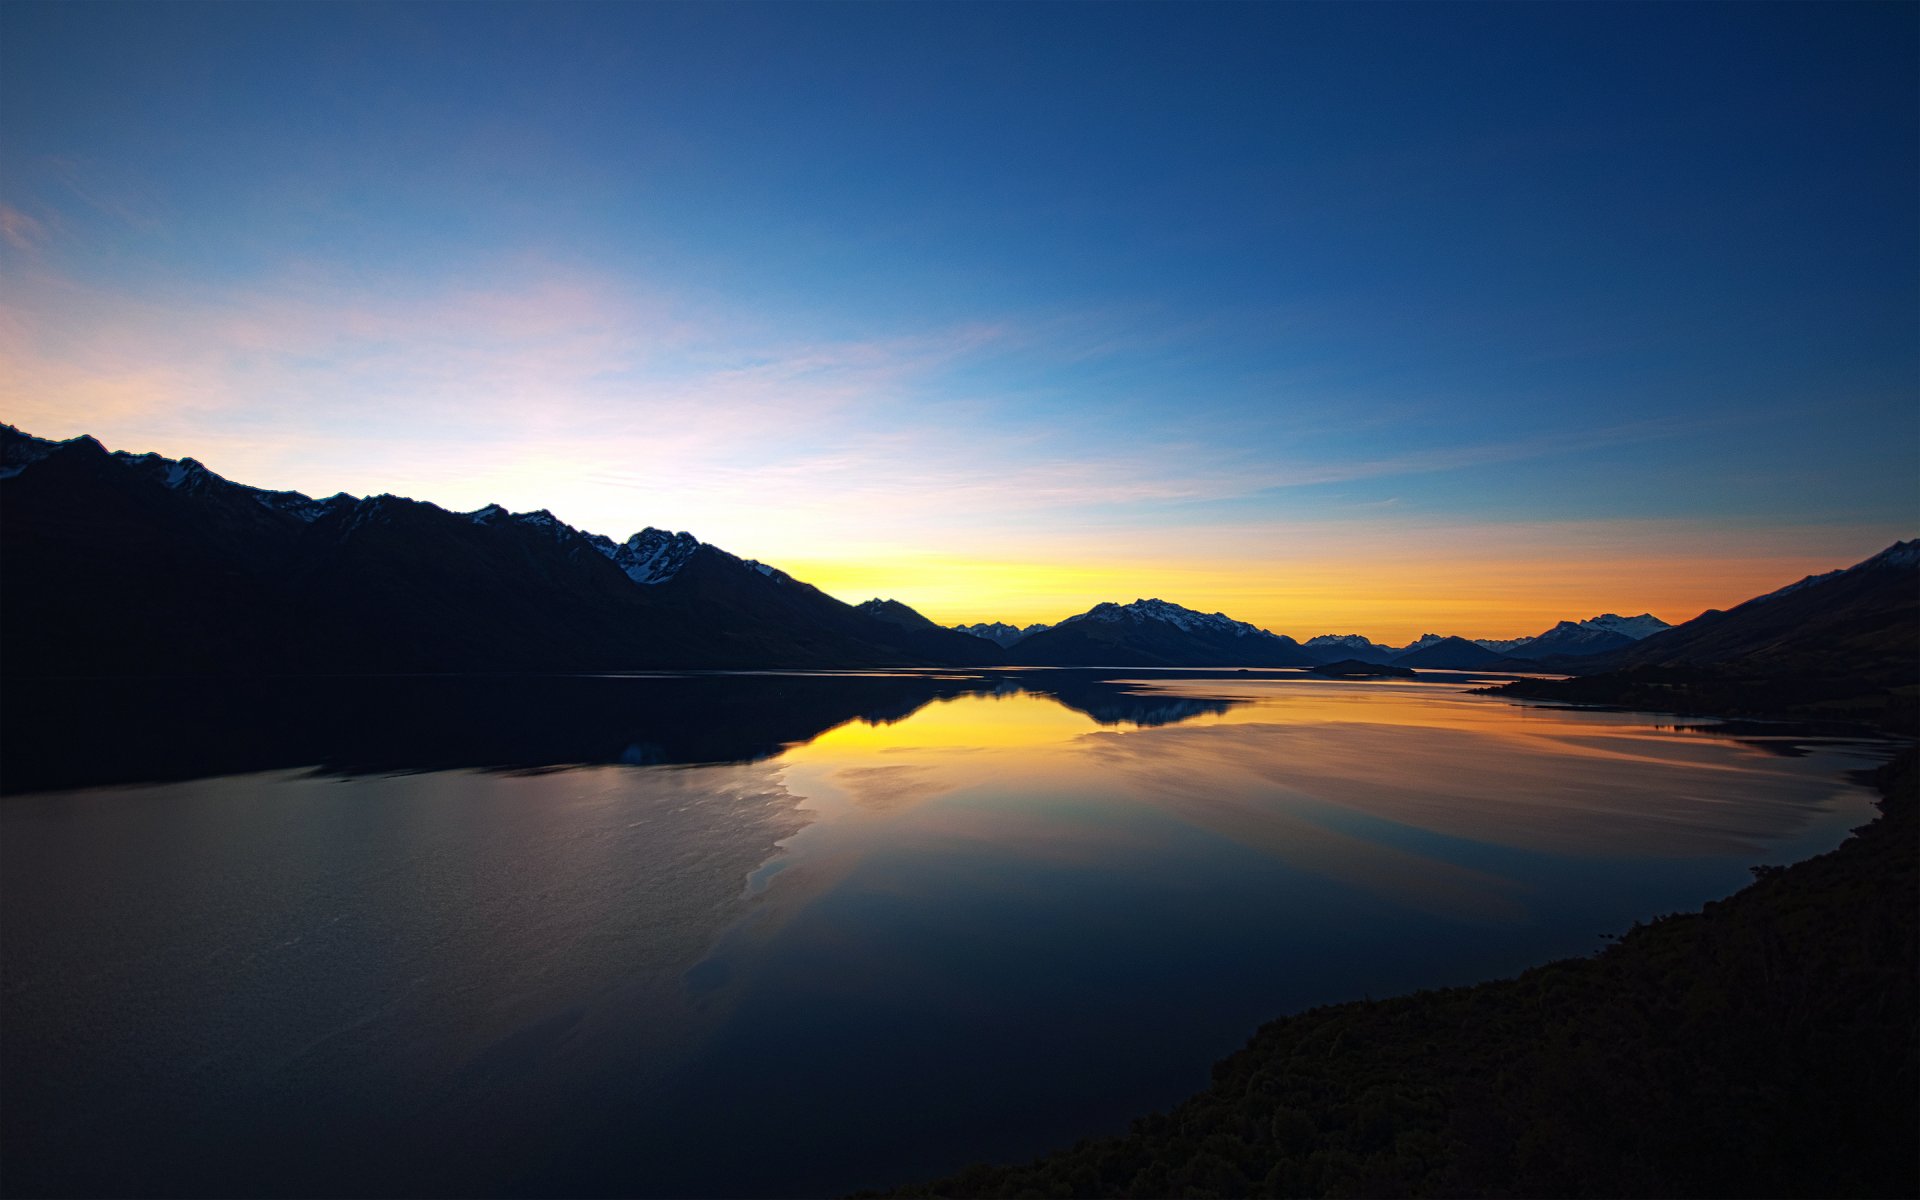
[0,204,49,252]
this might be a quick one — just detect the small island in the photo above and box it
[1306,659,1416,678]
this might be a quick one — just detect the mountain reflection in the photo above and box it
[0,669,1251,795]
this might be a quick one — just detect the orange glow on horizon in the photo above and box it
[781,546,1882,645]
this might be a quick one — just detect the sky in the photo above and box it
[2,1,1914,642]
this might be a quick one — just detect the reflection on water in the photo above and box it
[0,669,1245,795]
[0,672,1897,1197]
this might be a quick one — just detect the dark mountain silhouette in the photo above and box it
[856,598,1006,664]
[1300,634,1401,664]
[1307,659,1415,678]
[1390,636,1532,670]
[1012,598,1314,667]
[1492,540,1920,731]
[0,426,997,676]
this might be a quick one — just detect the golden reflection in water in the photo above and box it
[802,690,1103,754]
[761,678,1875,926]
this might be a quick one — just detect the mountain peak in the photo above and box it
[1068,597,1271,639]
[1018,597,1305,666]
[953,620,1051,648]
[856,598,943,632]
[594,527,702,585]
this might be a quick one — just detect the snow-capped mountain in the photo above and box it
[1582,613,1671,640]
[580,526,705,585]
[1469,613,1674,660]
[0,428,357,523]
[1014,598,1313,667]
[953,621,1052,648]
[1058,598,1270,638]
[1489,613,1675,660]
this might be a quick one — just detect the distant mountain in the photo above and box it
[852,599,1008,664]
[1479,613,1674,660]
[1390,635,1531,670]
[1013,598,1314,667]
[1307,659,1415,678]
[953,620,1052,648]
[1301,634,1400,664]
[0,425,1000,675]
[856,597,935,629]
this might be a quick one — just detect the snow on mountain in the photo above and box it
[1473,613,1673,656]
[1059,597,1280,640]
[1750,539,1920,605]
[8,434,357,522]
[1580,613,1671,640]
[586,527,703,585]
[1868,539,1920,569]
[0,421,788,596]
[98,447,349,521]
[1396,634,1448,654]
[1473,635,1534,653]
[953,621,1052,648]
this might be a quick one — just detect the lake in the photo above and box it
[0,670,1894,1196]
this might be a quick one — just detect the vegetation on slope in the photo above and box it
[884,751,1918,1199]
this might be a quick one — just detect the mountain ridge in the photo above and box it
[4,425,1908,678]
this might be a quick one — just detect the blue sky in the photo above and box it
[2,1,1914,637]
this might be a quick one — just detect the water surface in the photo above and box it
[0,671,1892,1196]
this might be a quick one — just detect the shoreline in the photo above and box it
[879,747,1918,1198]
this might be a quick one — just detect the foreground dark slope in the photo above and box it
[0,429,1002,675]
[886,751,1919,1199]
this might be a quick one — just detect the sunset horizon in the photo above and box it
[4,3,1913,646]
[3,4,1914,1198]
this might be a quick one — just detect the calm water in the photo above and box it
[0,671,1894,1197]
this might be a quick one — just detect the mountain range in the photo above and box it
[2,425,1910,682]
